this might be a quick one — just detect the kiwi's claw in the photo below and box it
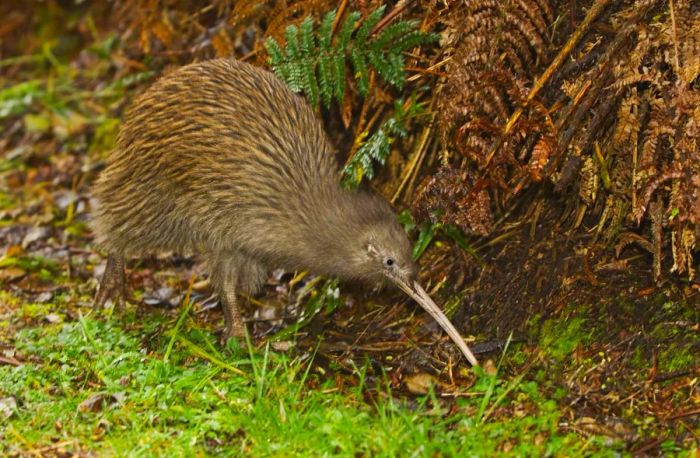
[94,253,127,309]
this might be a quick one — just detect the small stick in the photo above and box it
[331,0,348,36]
[371,0,415,36]
[668,0,681,74]
[391,114,434,204]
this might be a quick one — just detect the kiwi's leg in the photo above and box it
[94,253,127,308]
[219,276,245,341]
[210,257,245,341]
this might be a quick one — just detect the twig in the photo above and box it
[669,409,700,420]
[407,56,452,82]
[653,367,699,383]
[391,103,436,204]
[371,0,415,36]
[631,437,668,455]
[404,66,448,78]
[34,441,78,454]
[331,0,348,36]
[340,305,389,360]
[668,0,681,74]
[0,355,22,366]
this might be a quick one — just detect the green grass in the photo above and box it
[0,312,618,457]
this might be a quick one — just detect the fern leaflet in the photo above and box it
[265,7,437,106]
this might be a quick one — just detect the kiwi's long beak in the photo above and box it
[391,277,479,366]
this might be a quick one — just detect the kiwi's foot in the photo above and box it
[94,253,127,309]
[217,284,246,344]
[219,309,246,344]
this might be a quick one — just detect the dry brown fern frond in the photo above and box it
[426,0,698,279]
[436,0,553,177]
[413,166,494,236]
[528,136,557,182]
[559,0,700,278]
[428,0,555,231]
[228,0,337,65]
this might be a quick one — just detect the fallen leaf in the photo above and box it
[192,278,210,291]
[0,267,25,281]
[21,225,50,248]
[35,291,53,303]
[271,341,293,351]
[483,359,498,376]
[0,397,17,419]
[574,416,638,441]
[52,110,88,139]
[405,373,438,395]
[77,392,124,413]
[5,244,23,257]
[23,112,51,133]
[143,286,181,308]
[44,313,61,323]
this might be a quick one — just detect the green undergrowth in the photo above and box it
[0,310,619,457]
[531,299,699,450]
[538,315,591,363]
[534,297,699,375]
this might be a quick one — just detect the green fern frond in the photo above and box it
[392,29,434,52]
[299,17,319,105]
[337,11,360,50]
[372,20,420,50]
[281,25,303,93]
[341,98,424,188]
[316,12,335,106]
[265,7,437,107]
[350,48,370,95]
[355,7,385,44]
[331,53,345,101]
[317,54,333,106]
[318,11,334,51]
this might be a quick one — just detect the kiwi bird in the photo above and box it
[91,58,478,366]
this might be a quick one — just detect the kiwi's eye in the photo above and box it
[383,257,396,268]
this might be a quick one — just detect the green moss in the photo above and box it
[509,345,528,366]
[539,316,590,362]
[88,116,120,158]
[0,290,21,307]
[629,345,649,370]
[64,219,89,237]
[0,191,17,211]
[658,345,695,373]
